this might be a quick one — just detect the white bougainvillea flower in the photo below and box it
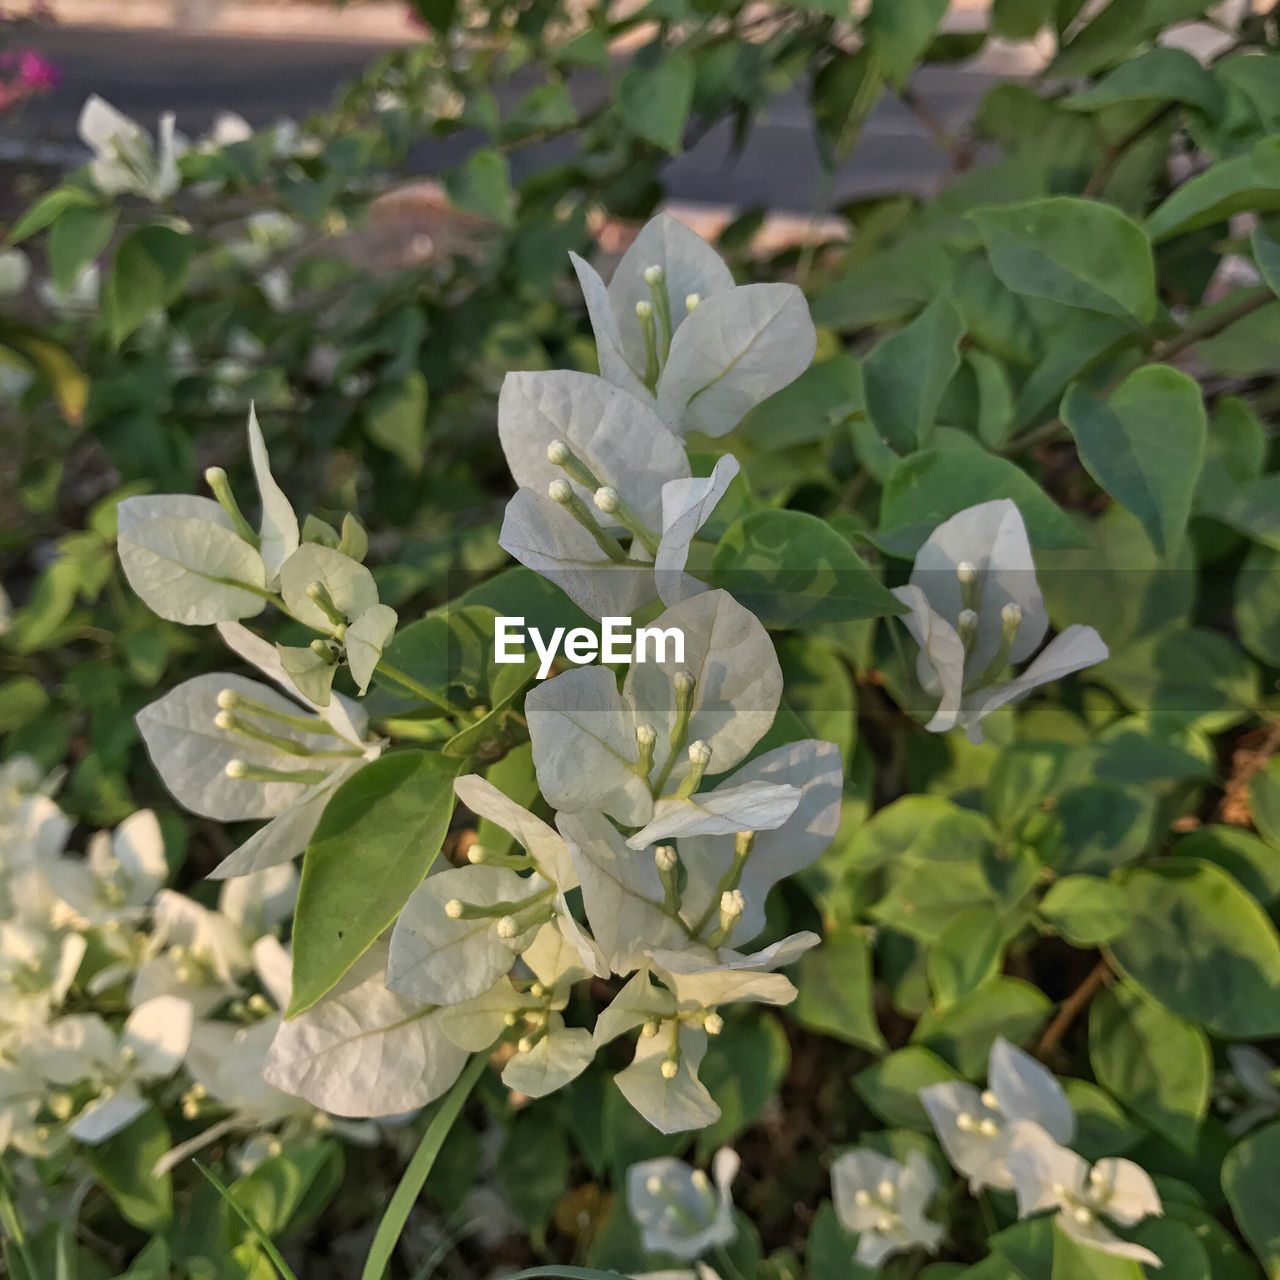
[831,1147,945,1268]
[263,943,469,1118]
[1224,1045,1280,1134]
[44,810,167,929]
[527,589,782,826]
[624,777,802,849]
[648,932,819,1014]
[921,1036,1075,1193]
[0,913,86,1034]
[0,758,72,894]
[77,94,182,201]
[131,866,294,1016]
[498,925,595,1098]
[0,1059,49,1157]
[117,406,299,624]
[627,1147,739,1260]
[654,739,841,947]
[616,1022,719,1134]
[570,213,816,438]
[1004,1123,1163,1266]
[387,863,555,1006]
[30,996,192,1144]
[137,620,380,880]
[497,371,736,618]
[893,500,1108,743]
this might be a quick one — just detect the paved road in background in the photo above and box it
[11,24,1007,211]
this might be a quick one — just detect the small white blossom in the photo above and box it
[77,94,182,202]
[920,1036,1075,1193]
[1005,1122,1163,1266]
[627,1148,739,1260]
[893,500,1108,743]
[831,1147,945,1268]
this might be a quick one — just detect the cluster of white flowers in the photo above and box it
[0,757,373,1193]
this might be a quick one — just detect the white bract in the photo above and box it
[627,1148,739,1260]
[77,94,182,201]
[28,996,192,1144]
[1004,1122,1164,1266]
[497,370,738,619]
[892,500,1108,742]
[831,1147,945,1268]
[570,213,816,437]
[920,1036,1076,1193]
[43,810,167,929]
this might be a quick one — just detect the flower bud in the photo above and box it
[548,478,573,504]
[854,1188,872,1207]
[225,760,250,779]
[215,712,235,731]
[517,1035,536,1053]
[655,844,678,873]
[529,981,546,999]
[204,465,228,488]
[636,723,657,747]
[877,1179,896,1205]
[720,889,745,921]
[673,669,696,696]
[980,1089,998,1110]
[685,293,701,312]
[444,899,465,920]
[635,300,653,320]
[641,1020,660,1038]
[646,1174,663,1195]
[594,486,621,514]
[466,844,488,864]
[546,439,570,465]
[643,264,664,285]
[216,689,240,710]
[660,1058,679,1080]
[956,561,978,586]
[496,915,519,939]
[703,1012,724,1036]
[688,739,712,767]
[691,1169,710,1191]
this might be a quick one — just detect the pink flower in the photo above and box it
[17,49,58,90]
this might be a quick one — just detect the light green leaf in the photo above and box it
[1067,47,1223,118]
[854,1046,961,1129]
[791,925,885,1051]
[1252,760,1280,848]
[85,1110,172,1231]
[865,0,948,84]
[1040,876,1129,945]
[1147,138,1280,242]
[1089,980,1210,1153]
[912,978,1051,1077]
[970,197,1156,324]
[444,149,515,227]
[365,370,428,472]
[1221,1121,1280,1278]
[1109,860,1280,1038]
[103,225,195,347]
[928,906,1004,1009]
[862,296,964,451]
[288,750,461,1016]
[618,55,695,153]
[711,508,903,627]
[1061,365,1206,558]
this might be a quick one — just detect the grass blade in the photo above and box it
[361,1051,489,1280]
[193,1159,300,1280]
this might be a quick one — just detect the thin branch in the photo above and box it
[1036,958,1111,1058]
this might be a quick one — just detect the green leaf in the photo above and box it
[877,446,1085,556]
[1041,876,1128,945]
[1254,225,1280,300]
[1108,860,1280,1038]
[86,1110,172,1231]
[865,0,948,84]
[103,225,195,348]
[1067,47,1223,118]
[1252,760,1280,848]
[862,296,964,451]
[1061,365,1206,558]
[4,186,98,247]
[811,48,883,164]
[912,978,1051,1076]
[854,1046,961,1129]
[1089,980,1210,1153]
[193,1162,298,1280]
[791,925,886,1051]
[49,205,118,293]
[1221,1121,1280,1278]
[618,55,695,153]
[289,751,461,1017]
[1051,1222,1144,1280]
[992,0,1053,39]
[364,370,428,472]
[928,905,1004,1009]
[444,149,515,227]
[1147,138,1280,242]
[697,1015,790,1157]
[970,197,1156,324]
[710,508,904,627]
[360,1052,486,1280]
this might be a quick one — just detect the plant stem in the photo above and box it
[360,1051,489,1280]
[1036,958,1111,1058]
